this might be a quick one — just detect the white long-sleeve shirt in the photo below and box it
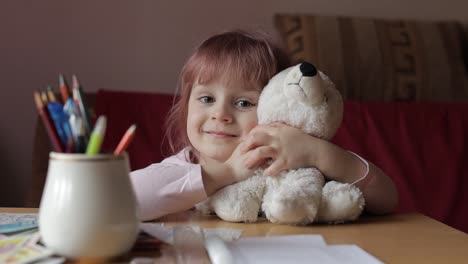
[130,148,207,221]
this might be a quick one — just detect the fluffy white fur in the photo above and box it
[197,63,365,225]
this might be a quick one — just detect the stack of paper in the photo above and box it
[140,223,382,264]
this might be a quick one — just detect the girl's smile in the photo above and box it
[203,127,238,138]
[205,130,237,138]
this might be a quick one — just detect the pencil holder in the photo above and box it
[38,152,139,259]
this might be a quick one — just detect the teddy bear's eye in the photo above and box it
[198,96,214,104]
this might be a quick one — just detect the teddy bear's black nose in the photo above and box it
[300,62,318,77]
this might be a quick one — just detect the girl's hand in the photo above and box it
[225,142,257,183]
[201,143,256,195]
[240,123,323,176]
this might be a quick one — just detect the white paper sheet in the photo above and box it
[226,236,383,264]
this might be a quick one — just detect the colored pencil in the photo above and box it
[47,101,69,147]
[69,115,88,153]
[72,75,92,133]
[113,124,137,155]
[34,91,64,152]
[40,91,49,105]
[59,74,70,103]
[86,115,106,155]
[46,86,58,102]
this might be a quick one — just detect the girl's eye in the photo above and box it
[198,96,214,104]
[235,99,256,109]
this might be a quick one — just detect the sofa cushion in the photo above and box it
[333,101,468,233]
[95,90,174,170]
[274,14,468,101]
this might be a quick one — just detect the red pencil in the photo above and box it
[59,74,70,103]
[34,91,64,152]
[113,124,137,155]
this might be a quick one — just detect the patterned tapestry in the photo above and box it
[275,14,468,101]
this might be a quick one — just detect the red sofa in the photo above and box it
[95,89,468,233]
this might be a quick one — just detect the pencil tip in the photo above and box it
[72,75,79,89]
[128,124,137,133]
[59,74,65,86]
[93,115,107,135]
[95,115,107,125]
[33,91,42,107]
[40,91,49,104]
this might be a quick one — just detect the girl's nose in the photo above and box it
[211,104,233,123]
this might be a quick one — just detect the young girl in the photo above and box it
[130,30,398,221]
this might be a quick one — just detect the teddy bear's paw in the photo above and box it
[262,198,318,225]
[212,199,261,223]
[211,193,260,222]
[317,181,365,223]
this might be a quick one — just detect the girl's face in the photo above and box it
[187,79,260,163]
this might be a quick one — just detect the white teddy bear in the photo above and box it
[198,62,365,225]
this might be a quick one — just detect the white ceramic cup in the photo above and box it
[39,152,139,259]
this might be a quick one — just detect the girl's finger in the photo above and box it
[240,130,271,154]
[243,157,268,170]
[244,146,276,168]
[264,159,286,176]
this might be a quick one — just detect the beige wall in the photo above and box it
[0,0,466,206]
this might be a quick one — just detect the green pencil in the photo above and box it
[86,116,106,155]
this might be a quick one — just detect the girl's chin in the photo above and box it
[200,150,233,163]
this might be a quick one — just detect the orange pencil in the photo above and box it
[34,91,64,152]
[59,74,71,103]
[113,124,137,155]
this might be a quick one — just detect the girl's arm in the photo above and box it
[241,123,399,215]
[312,140,398,214]
[130,150,207,221]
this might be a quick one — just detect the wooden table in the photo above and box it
[2,207,468,263]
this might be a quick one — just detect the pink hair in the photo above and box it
[165,29,290,160]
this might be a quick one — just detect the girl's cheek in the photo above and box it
[246,116,258,132]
